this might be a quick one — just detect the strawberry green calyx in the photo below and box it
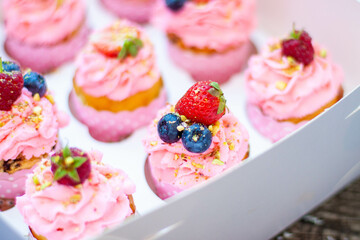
[51,146,90,186]
[208,82,226,115]
[0,57,3,73]
[118,37,143,60]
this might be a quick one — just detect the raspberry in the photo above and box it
[175,81,227,126]
[0,63,24,111]
[51,147,91,186]
[282,30,315,66]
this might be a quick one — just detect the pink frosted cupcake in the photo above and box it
[100,0,156,23]
[0,63,68,211]
[245,28,344,142]
[69,20,166,142]
[153,0,256,83]
[143,81,250,200]
[17,146,136,240]
[3,0,90,73]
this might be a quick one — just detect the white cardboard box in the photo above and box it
[0,0,359,239]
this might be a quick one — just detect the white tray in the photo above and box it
[0,0,360,239]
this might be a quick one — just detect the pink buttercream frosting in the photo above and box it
[3,0,86,46]
[0,89,68,161]
[245,41,344,120]
[16,151,136,240]
[74,20,161,101]
[153,0,256,51]
[143,105,249,198]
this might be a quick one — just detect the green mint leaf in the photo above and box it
[128,44,138,57]
[54,168,68,181]
[133,38,143,48]
[72,157,87,168]
[68,169,80,182]
[63,146,71,158]
[118,47,127,59]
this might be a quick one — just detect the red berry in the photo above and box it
[0,71,23,111]
[175,81,227,126]
[281,30,314,66]
[91,22,140,57]
[51,147,91,186]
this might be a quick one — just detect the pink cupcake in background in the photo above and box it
[17,147,136,240]
[0,62,68,211]
[69,20,166,143]
[153,0,256,84]
[3,0,90,73]
[245,28,344,142]
[144,81,250,200]
[100,0,156,23]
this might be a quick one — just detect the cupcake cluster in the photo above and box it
[0,0,347,238]
[0,60,68,211]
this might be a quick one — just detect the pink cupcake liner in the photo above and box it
[100,0,154,23]
[145,158,182,200]
[246,102,308,142]
[69,89,167,142]
[168,40,253,84]
[0,165,37,200]
[4,25,90,73]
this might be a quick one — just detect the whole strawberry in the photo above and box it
[175,81,226,125]
[0,59,23,111]
[281,28,315,66]
[51,146,91,186]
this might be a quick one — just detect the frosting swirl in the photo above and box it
[143,105,249,190]
[245,41,344,120]
[153,0,256,51]
[0,89,68,161]
[74,21,160,101]
[16,151,136,240]
[3,0,86,45]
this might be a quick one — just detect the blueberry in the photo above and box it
[166,0,186,11]
[182,123,212,153]
[23,72,47,97]
[2,61,20,72]
[157,113,183,143]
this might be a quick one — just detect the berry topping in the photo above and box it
[175,81,227,126]
[0,60,24,111]
[51,146,91,186]
[166,0,187,11]
[282,28,315,66]
[2,61,20,73]
[158,113,183,143]
[91,23,143,58]
[23,71,47,97]
[182,123,212,153]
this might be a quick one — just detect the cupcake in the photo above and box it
[153,0,256,84]
[69,20,166,142]
[3,0,90,73]
[0,61,68,211]
[245,28,344,142]
[100,0,156,23]
[17,146,136,240]
[143,81,250,200]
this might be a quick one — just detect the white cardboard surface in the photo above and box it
[0,0,359,239]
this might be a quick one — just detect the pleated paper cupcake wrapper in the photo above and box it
[247,103,308,142]
[69,90,167,142]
